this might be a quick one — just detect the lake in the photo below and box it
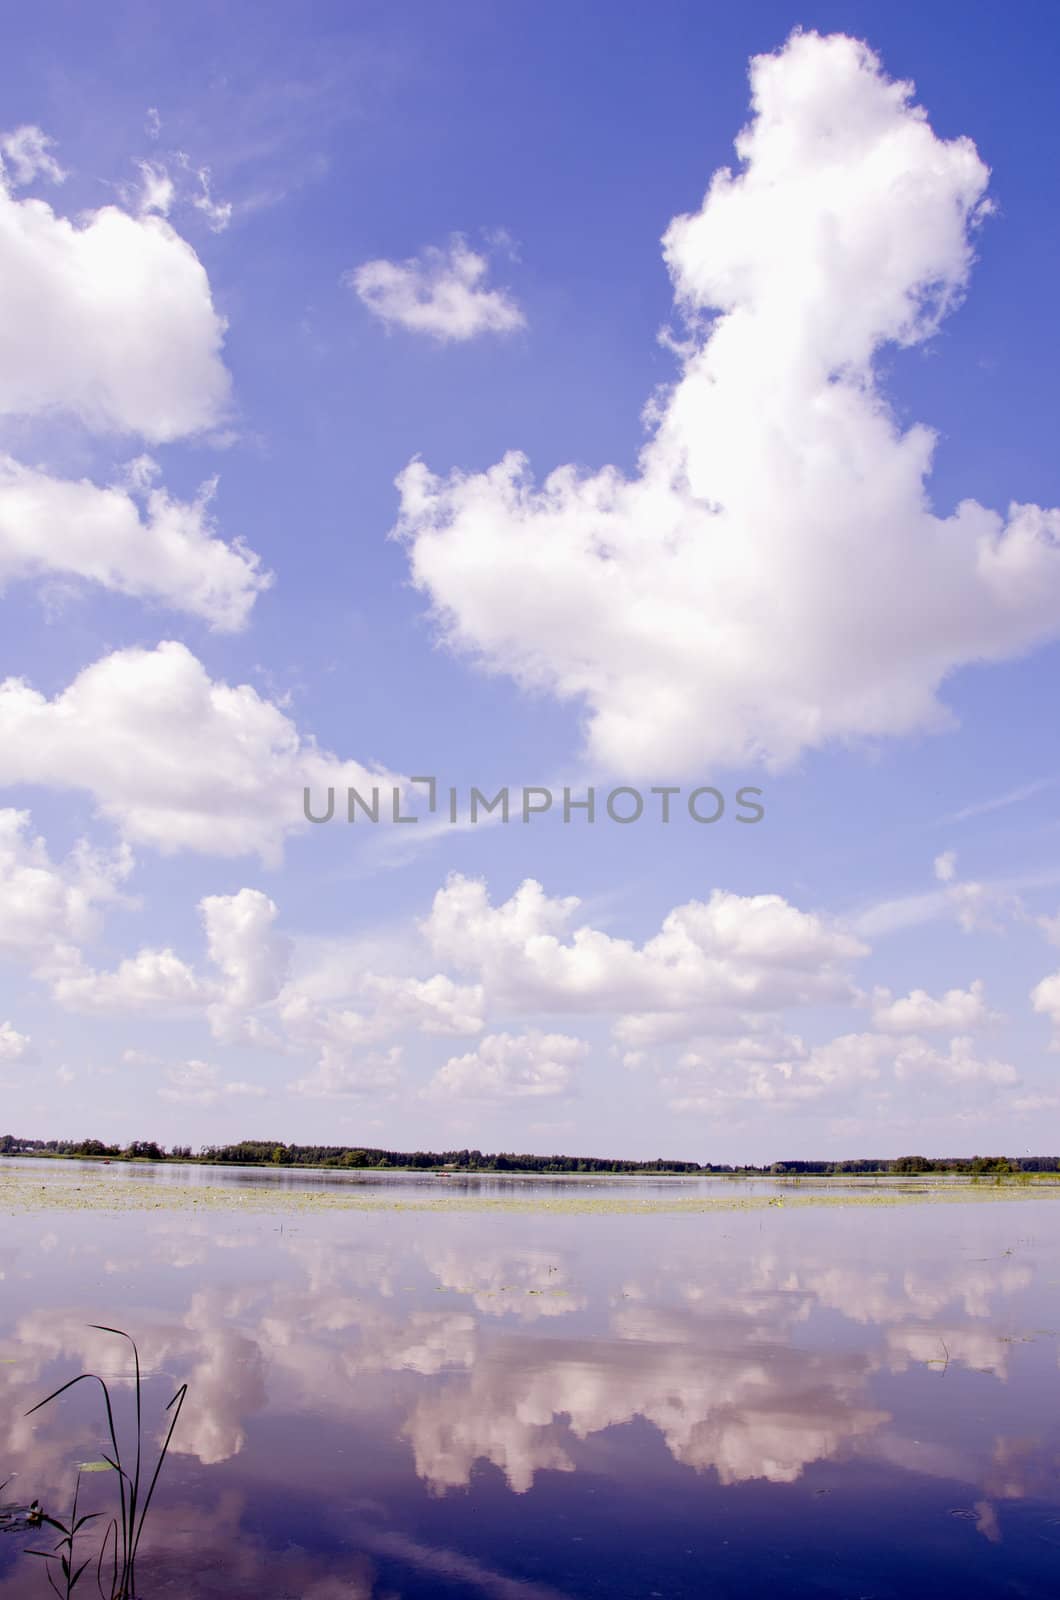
[2,1161,1060,1597]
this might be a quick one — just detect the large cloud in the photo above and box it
[394,32,1060,775]
[667,1029,1017,1115]
[0,642,396,861]
[423,872,866,1018]
[0,134,229,438]
[0,129,269,626]
[0,456,269,629]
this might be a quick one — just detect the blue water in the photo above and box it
[2,1170,1059,1597]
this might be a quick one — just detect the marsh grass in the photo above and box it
[25,1326,187,1599]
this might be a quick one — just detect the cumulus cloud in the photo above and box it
[49,888,291,1027]
[891,1035,1017,1086]
[1031,969,1060,1044]
[668,1027,1017,1114]
[43,872,486,1110]
[871,979,998,1033]
[394,32,1060,776]
[426,1031,587,1100]
[669,1030,885,1113]
[361,973,485,1036]
[202,889,291,1010]
[0,1019,32,1061]
[350,235,524,341]
[0,457,269,629]
[0,134,229,438]
[0,807,131,972]
[289,1044,403,1098]
[53,946,205,1012]
[0,642,396,861]
[423,873,866,1026]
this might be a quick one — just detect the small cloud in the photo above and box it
[145,107,161,140]
[934,851,957,884]
[0,125,66,187]
[191,166,232,233]
[119,454,162,495]
[158,1059,266,1105]
[137,161,175,217]
[0,1019,32,1061]
[348,233,525,342]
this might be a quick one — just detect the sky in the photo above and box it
[1,0,1060,1163]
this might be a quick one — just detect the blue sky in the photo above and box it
[1,0,1059,1161]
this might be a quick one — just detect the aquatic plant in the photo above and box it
[24,1471,101,1597]
[25,1326,187,1599]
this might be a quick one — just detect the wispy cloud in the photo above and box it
[936,777,1058,826]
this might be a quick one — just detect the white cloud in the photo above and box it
[48,888,290,1024]
[289,1044,403,1099]
[158,1058,269,1105]
[42,876,484,1098]
[669,1030,885,1113]
[350,235,524,342]
[934,852,957,885]
[1031,970,1060,1042]
[669,1027,1017,1114]
[0,457,269,630]
[0,125,65,186]
[871,979,998,1033]
[361,973,484,1036]
[944,876,1019,935]
[405,1296,887,1495]
[394,32,1060,777]
[0,642,396,862]
[0,1020,31,1061]
[426,1031,586,1100]
[0,141,229,439]
[891,1035,1017,1087]
[423,873,866,1025]
[855,853,1033,938]
[201,889,291,1010]
[136,160,176,217]
[190,165,232,232]
[53,946,205,1013]
[0,808,131,971]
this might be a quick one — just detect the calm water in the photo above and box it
[2,1168,1060,1598]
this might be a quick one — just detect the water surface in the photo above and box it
[2,1167,1059,1597]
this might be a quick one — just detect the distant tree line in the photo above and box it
[1,1134,1058,1176]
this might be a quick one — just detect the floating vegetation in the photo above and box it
[3,1166,1060,1218]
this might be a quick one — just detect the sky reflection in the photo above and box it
[2,1187,1060,1597]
